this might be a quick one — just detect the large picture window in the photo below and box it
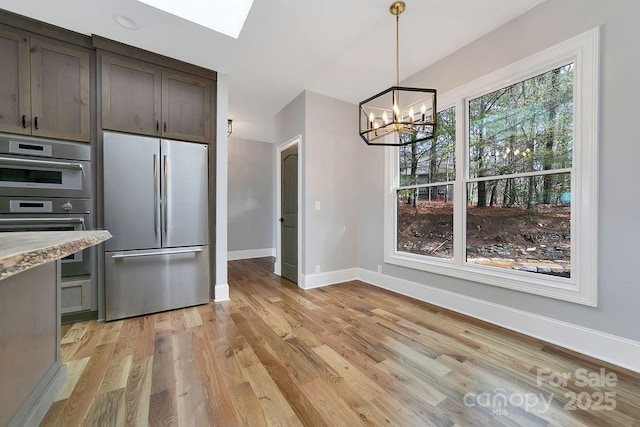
[466,64,573,277]
[385,28,599,305]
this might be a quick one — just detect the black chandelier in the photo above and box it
[359,1,437,146]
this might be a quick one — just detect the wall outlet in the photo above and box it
[315,201,321,211]
[377,264,382,274]
[315,265,321,274]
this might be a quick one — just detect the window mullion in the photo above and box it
[453,98,466,267]
[466,168,573,183]
[396,181,456,191]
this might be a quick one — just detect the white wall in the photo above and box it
[274,91,359,282]
[304,91,359,275]
[357,0,640,341]
[214,73,229,301]
[227,137,274,255]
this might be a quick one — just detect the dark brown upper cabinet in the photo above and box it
[0,28,90,142]
[101,54,212,143]
[162,71,211,143]
[0,28,30,136]
[101,54,161,136]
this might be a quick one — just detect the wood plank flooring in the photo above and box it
[42,258,640,426]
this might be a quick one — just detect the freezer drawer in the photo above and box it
[105,246,209,321]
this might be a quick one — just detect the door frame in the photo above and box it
[275,134,302,285]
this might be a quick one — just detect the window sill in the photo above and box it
[384,251,597,306]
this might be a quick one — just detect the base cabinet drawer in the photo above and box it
[60,277,91,314]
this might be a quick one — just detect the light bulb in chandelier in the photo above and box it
[393,103,400,122]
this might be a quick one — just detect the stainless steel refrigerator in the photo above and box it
[103,131,209,321]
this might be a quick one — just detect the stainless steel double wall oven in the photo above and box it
[0,133,94,313]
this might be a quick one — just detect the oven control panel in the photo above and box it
[0,197,90,214]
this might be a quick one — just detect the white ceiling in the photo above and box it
[0,0,545,142]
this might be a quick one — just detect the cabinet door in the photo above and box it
[0,28,31,135]
[30,38,91,142]
[102,55,161,136]
[161,71,211,143]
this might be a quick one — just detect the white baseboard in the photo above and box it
[300,268,358,290]
[228,248,276,261]
[274,261,281,276]
[214,283,230,302]
[357,268,640,373]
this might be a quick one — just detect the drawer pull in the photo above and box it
[111,248,203,259]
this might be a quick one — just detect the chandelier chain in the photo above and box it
[396,13,400,87]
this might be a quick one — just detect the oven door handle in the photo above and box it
[0,217,86,229]
[0,156,84,170]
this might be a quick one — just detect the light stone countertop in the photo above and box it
[0,230,112,281]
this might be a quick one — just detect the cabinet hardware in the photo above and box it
[34,116,39,130]
[163,121,167,132]
[156,121,159,132]
[22,115,27,128]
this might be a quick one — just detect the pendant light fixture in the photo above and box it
[359,1,437,146]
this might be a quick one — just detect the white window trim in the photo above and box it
[384,27,599,306]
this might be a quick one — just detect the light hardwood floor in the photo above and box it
[42,258,640,426]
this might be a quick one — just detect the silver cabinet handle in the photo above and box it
[111,248,203,259]
[163,155,168,236]
[0,156,83,170]
[153,154,158,235]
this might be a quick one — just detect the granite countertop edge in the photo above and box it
[0,230,112,281]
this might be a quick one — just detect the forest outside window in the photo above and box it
[385,28,599,305]
[397,106,456,259]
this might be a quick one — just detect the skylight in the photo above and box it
[136,0,254,39]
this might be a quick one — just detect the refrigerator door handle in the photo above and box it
[163,154,168,237]
[153,154,158,235]
[110,248,204,259]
